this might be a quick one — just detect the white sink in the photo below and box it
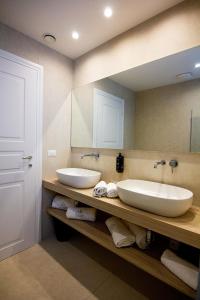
[56,168,101,188]
[117,179,193,217]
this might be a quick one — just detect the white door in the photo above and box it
[93,88,124,149]
[0,49,42,261]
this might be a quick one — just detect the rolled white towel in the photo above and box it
[107,182,118,198]
[124,221,150,250]
[52,195,78,210]
[161,249,198,290]
[105,216,135,248]
[93,181,107,197]
[66,207,96,222]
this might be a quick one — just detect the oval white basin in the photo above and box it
[56,168,101,188]
[117,179,193,217]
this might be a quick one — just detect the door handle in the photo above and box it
[22,155,32,160]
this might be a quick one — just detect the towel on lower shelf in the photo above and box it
[66,207,96,221]
[105,216,135,248]
[161,249,198,290]
[124,221,151,250]
[107,183,118,198]
[93,181,107,197]
[52,195,78,210]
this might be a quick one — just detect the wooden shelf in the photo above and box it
[47,207,196,299]
[43,179,200,249]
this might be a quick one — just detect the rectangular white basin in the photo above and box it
[117,179,193,217]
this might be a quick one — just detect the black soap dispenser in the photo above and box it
[116,153,124,173]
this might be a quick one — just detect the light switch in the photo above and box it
[48,150,56,157]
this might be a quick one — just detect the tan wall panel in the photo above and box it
[134,79,200,152]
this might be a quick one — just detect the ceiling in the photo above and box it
[0,0,183,59]
[109,46,200,91]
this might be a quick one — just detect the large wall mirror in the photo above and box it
[71,46,200,152]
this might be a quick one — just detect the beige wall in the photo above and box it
[71,78,135,149]
[74,0,200,86]
[134,79,200,152]
[0,23,73,178]
[71,83,95,148]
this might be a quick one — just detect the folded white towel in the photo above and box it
[124,221,150,250]
[93,181,107,197]
[52,195,78,210]
[107,182,118,198]
[161,249,198,290]
[105,216,135,248]
[66,207,96,221]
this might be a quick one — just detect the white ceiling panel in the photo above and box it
[0,0,183,59]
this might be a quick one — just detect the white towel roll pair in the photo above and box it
[52,195,78,210]
[161,249,198,290]
[106,217,150,249]
[93,181,118,198]
[66,207,96,222]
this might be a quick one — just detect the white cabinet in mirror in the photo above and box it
[71,46,200,152]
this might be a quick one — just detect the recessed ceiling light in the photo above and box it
[176,72,193,80]
[195,63,200,69]
[72,31,79,40]
[104,6,113,18]
[43,33,56,43]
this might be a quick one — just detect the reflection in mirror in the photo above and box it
[71,46,200,152]
[71,78,135,149]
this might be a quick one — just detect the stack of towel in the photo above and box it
[93,181,118,198]
[161,249,198,290]
[105,216,151,249]
[52,195,96,222]
[66,207,96,222]
[52,195,78,210]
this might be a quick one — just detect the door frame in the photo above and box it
[0,48,43,243]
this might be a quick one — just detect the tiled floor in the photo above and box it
[0,234,190,300]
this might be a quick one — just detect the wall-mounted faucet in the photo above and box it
[169,159,178,173]
[154,160,166,168]
[81,153,100,160]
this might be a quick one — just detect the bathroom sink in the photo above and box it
[56,168,101,188]
[117,179,193,217]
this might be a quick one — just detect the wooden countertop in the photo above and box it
[43,179,200,249]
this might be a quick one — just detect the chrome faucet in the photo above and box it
[81,153,100,160]
[154,160,166,168]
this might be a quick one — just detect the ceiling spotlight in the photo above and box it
[104,6,113,18]
[72,31,79,40]
[176,72,193,80]
[195,63,200,69]
[43,33,56,43]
